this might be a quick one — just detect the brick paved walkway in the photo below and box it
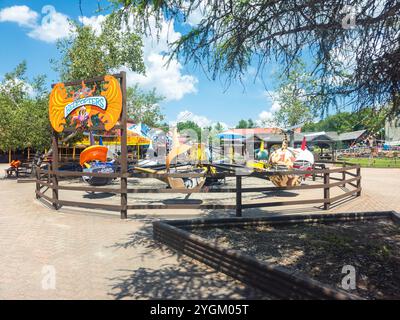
[0,167,398,299]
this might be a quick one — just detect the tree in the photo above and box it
[272,60,316,128]
[213,122,225,133]
[236,119,248,129]
[303,113,354,133]
[303,108,388,134]
[53,19,145,81]
[236,119,255,129]
[0,62,51,153]
[127,85,165,127]
[177,121,202,141]
[247,118,255,128]
[110,0,400,117]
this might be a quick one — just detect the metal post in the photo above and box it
[52,131,59,210]
[236,175,242,217]
[120,71,128,219]
[323,172,330,210]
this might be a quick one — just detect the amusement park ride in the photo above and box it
[32,71,363,221]
[76,127,314,189]
[48,73,315,191]
[248,127,315,187]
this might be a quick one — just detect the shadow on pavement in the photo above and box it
[107,222,270,299]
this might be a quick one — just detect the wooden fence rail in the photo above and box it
[35,161,361,219]
[153,211,399,299]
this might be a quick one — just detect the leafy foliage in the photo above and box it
[110,0,400,116]
[236,119,255,129]
[53,19,145,81]
[213,122,225,133]
[0,62,51,152]
[177,120,202,140]
[271,60,318,128]
[303,108,388,134]
[127,85,165,127]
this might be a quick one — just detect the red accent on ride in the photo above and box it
[301,137,307,150]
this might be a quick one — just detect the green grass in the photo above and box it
[340,157,400,168]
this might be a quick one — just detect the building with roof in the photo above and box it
[218,128,368,160]
[224,127,302,135]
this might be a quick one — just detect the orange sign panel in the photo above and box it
[49,75,122,132]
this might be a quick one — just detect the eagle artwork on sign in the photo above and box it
[48,75,122,133]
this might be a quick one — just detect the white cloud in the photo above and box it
[258,110,274,122]
[271,100,281,112]
[182,1,209,27]
[27,5,72,43]
[171,110,231,129]
[256,91,281,126]
[22,81,35,97]
[0,5,38,27]
[0,5,73,43]
[123,15,198,101]
[174,110,211,127]
[263,90,281,112]
[126,54,198,101]
[0,5,197,100]
[0,78,36,97]
[185,4,206,26]
[79,15,107,36]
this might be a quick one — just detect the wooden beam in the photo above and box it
[323,172,330,210]
[120,71,128,219]
[51,73,123,88]
[236,175,242,217]
[356,167,361,196]
[51,131,59,210]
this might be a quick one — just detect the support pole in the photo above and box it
[289,130,294,148]
[342,170,346,187]
[236,175,242,217]
[120,71,128,219]
[52,131,59,210]
[323,172,330,210]
[35,166,40,199]
[356,166,361,196]
[342,163,346,187]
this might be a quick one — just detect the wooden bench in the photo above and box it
[5,166,18,178]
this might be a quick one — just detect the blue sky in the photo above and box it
[0,0,281,128]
